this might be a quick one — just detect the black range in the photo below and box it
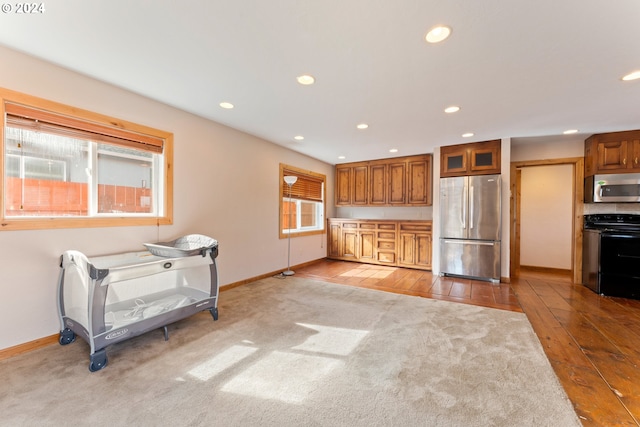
[583,214,640,299]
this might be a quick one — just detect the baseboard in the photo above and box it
[0,334,59,362]
[0,258,327,360]
[220,258,325,292]
[520,265,572,276]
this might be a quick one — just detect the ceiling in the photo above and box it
[1,0,639,165]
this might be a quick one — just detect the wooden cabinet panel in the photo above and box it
[352,165,368,205]
[388,162,406,204]
[359,230,375,261]
[597,140,627,171]
[342,228,358,259]
[369,163,387,205]
[335,166,352,205]
[334,154,432,206]
[415,234,432,269]
[397,222,432,269]
[440,140,500,177]
[441,151,467,176]
[327,219,431,270]
[407,157,432,205]
[584,130,640,176]
[328,221,341,257]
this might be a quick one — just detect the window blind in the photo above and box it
[5,103,164,153]
[282,170,323,202]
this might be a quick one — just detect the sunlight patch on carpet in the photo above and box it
[187,344,258,381]
[292,323,369,356]
[221,351,344,404]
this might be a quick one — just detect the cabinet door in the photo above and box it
[596,140,628,172]
[407,158,431,205]
[369,163,387,205]
[470,141,500,174]
[388,162,407,204]
[415,233,432,269]
[631,139,640,170]
[352,166,368,205]
[398,233,416,266]
[359,230,375,261]
[341,227,358,259]
[335,166,352,205]
[327,221,341,257]
[441,147,468,177]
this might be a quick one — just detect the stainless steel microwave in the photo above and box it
[585,173,640,203]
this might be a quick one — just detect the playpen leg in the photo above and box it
[163,326,169,341]
[89,349,108,372]
[209,307,218,321]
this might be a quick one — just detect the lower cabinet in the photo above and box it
[327,218,432,270]
[397,222,432,269]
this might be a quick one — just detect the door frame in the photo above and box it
[509,157,584,283]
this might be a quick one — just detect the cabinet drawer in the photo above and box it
[377,241,395,250]
[399,223,432,232]
[359,223,376,229]
[378,231,396,240]
[377,252,396,264]
[343,223,358,229]
[378,223,397,230]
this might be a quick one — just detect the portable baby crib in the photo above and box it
[57,235,219,372]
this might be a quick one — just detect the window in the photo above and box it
[1,87,173,230]
[279,163,325,238]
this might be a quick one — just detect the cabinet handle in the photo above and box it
[624,158,627,165]
[636,157,638,165]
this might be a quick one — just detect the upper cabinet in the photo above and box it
[440,139,501,177]
[335,154,432,207]
[584,130,640,176]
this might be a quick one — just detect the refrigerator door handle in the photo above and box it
[442,239,496,246]
[470,185,474,229]
[462,185,467,229]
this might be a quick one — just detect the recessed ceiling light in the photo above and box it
[338,156,346,160]
[219,102,234,109]
[622,71,640,81]
[425,25,452,43]
[294,135,304,141]
[356,123,369,129]
[444,106,460,113]
[563,129,579,134]
[389,148,398,153]
[462,132,474,138]
[296,74,315,85]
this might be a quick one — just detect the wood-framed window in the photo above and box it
[0,87,173,231]
[279,163,325,239]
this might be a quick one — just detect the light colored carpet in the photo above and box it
[0,276,581,426]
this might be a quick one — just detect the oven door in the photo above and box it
[599,231,640,299]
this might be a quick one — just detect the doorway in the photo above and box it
[510,157,584,283]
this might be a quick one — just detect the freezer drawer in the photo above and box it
[440,239,500,282]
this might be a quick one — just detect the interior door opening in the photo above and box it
[510,158,584,283]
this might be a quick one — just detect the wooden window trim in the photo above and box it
[279,163,326,239]
[0,87,173,231]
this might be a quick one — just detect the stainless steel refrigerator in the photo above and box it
[440,174,501,282]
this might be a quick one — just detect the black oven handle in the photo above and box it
[617,254,640,260]
[601,232,640,239]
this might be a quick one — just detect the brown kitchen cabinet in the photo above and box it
[397,222,432,269]
[584,130,640,176]
[340,221,375,262]
[327,218,431,270]
[334,154,432,207]
[440,139,501,177]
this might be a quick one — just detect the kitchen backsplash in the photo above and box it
[583,203,640,215]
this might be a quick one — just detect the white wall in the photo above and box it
[520,165,573,269]
[0,46,335,350]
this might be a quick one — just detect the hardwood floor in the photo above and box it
[295,259,640,426]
